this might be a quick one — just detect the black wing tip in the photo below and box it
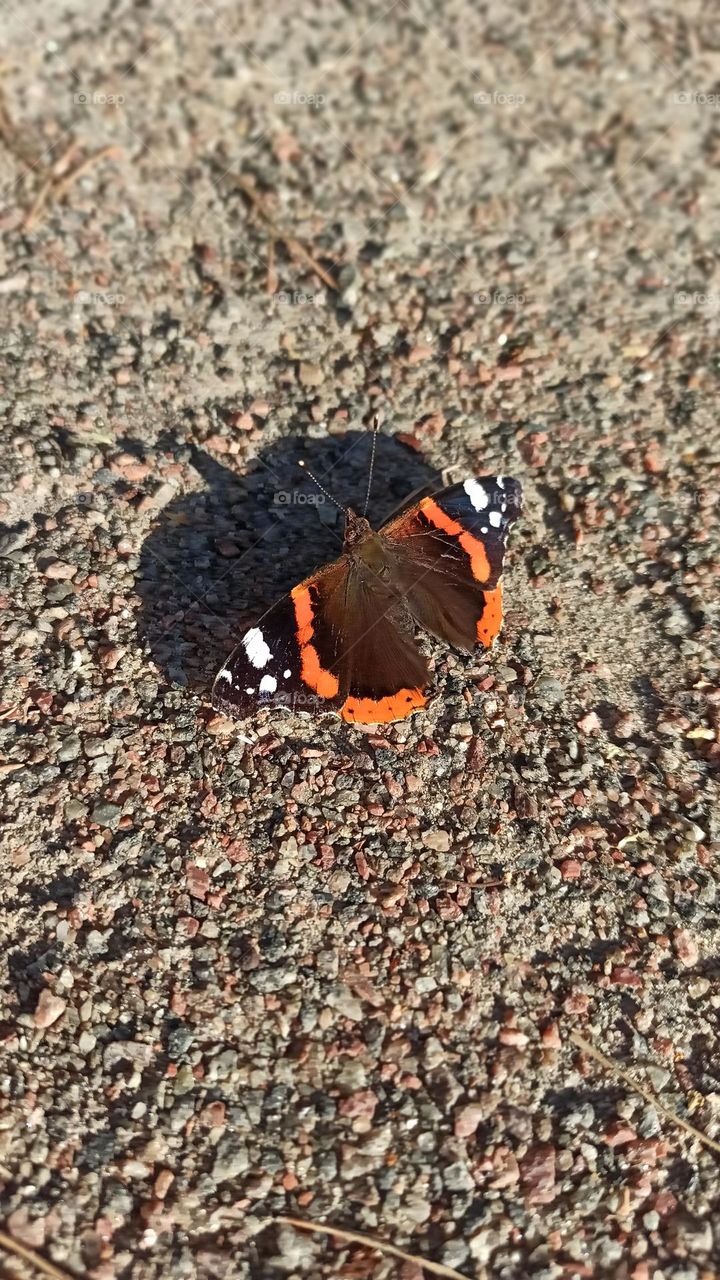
[211,666,242,718]
[473,474,523,523]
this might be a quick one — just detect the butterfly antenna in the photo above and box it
[362,413,381,517]
[297,460,348,512]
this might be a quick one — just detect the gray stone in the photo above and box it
[91,801,122,829]
[212,1136,249,1183]
[531,676,565,707]
[443,1160,474,1192]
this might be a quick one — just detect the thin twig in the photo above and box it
[21,141,79,231]
[281,233,337,292]
[276,1216,472,1280]
[23,145,120,231]
[231,175,337,291]
[21,173,55,232]
[569,1030,720,1157]
[51,142,81,178]
[0,1229,74,1280]
[50,145,121,206]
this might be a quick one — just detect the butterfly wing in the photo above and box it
[320,570,429,723]
[212,556,429,724]
[212,559,348,721]
[380,475,522,651]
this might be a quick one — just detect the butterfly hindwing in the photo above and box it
[327,573,430,723]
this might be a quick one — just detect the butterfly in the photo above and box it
[212,429,522,725]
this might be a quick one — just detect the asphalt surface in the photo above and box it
[1,2,719,1278]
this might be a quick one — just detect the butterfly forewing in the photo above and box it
[212,562,347,720]
[380,475,522,652]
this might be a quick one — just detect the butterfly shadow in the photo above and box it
[135,430,443,702]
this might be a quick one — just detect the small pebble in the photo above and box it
[421,828,451,851]
[33,990,67,1028]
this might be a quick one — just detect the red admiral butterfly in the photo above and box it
[212,427,522,725]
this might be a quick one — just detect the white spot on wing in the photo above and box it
[283,669,291,679]
[242,627,271,669]
[463,478,489,511]
[259,674,277,694]
[489,510,502,528]
[218,669,232,684]
[245,687,254,695]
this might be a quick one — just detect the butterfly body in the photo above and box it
[213,475,522,725]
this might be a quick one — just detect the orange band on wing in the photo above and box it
[301,643,340,698]
[291,584,340,698]
[291,584,315,645]
[477,584,503,648]
[419,498,491,582]
[341,688,426,724]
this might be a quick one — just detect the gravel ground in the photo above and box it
[1,2,720,1278]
